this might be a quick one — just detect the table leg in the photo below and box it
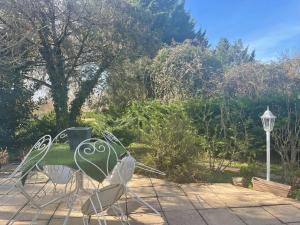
[76,172,84,190]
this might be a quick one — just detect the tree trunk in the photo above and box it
[40,38,69,130]
[52,84,69,130]
[69,68,105,126]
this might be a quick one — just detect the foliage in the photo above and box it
[272,101,300,187]
[111,101,178,144]
[0,67,35,152]
[291,189,300,201]
[19,113,57,147]
[80,112,109,137]
[140,106,201,182]
[224,62,299,98]
[131,0,196,44]
[0,0,159,129]
[185,98,253,172]
[240,163,258,186]
[0,20,37,154]
[151,41,223,101]
[236,93,300,161]
[104,39,221,108]
[1,0,300,187]
[104,57,154,111]
[215,38,255,69]
[15,93,300,184]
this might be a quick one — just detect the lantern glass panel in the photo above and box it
[261,110,276,132]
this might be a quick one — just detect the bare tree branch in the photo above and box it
[23,75,52,88]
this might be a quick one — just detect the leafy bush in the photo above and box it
[0,68,36,153]
[140,108,202,182]
[111,101,180,145]
[80,112,109,137]
[185,98,253,171]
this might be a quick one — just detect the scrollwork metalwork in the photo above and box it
[0,135,52,203]
[74,138,119,182]
[52,128,73,144]
[102,131,127,153]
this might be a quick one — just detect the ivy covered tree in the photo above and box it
[0,0,158,130]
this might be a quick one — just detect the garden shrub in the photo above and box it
[112,101,181,145]
[140,108,202,182]
[15,94,300,184]
[2,112,57,161]
[185,98,253,172]
[80,112,109,137]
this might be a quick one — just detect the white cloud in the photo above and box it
[246,24,300,62]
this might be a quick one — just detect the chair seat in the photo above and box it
[43,165,74,184]
[109,156,135,185]
[81,184,125,216]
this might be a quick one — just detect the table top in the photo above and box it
[25,143,127,183]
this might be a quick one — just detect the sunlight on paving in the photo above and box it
[1,174,300,225]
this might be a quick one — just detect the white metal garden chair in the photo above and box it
[102,131,164,215]
[0,135,65,224]
[108,154,160,215]
[0,135,52,205]
[74,138,130,225]
[102,131,165,176]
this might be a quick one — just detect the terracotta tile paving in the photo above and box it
[231,207,283,225]
[2,172,300,225]
[263,205,300,223]
[164,210,206,225]
[199,208,245,225]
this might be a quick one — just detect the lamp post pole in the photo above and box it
[266,130,271,181]
[261,106,276,182]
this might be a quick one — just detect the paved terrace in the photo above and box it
[1,173,300,225]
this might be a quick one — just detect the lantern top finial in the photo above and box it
[261,107,276,119]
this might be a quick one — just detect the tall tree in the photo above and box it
[104,57,154,111]
[191,29,210,48]
[131,0,196,44]
[0,19,35,150]
[151,41,223,101]
[215,38,255,68]
[0,0,158,129]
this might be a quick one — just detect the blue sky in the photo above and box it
[185,0,300,62]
